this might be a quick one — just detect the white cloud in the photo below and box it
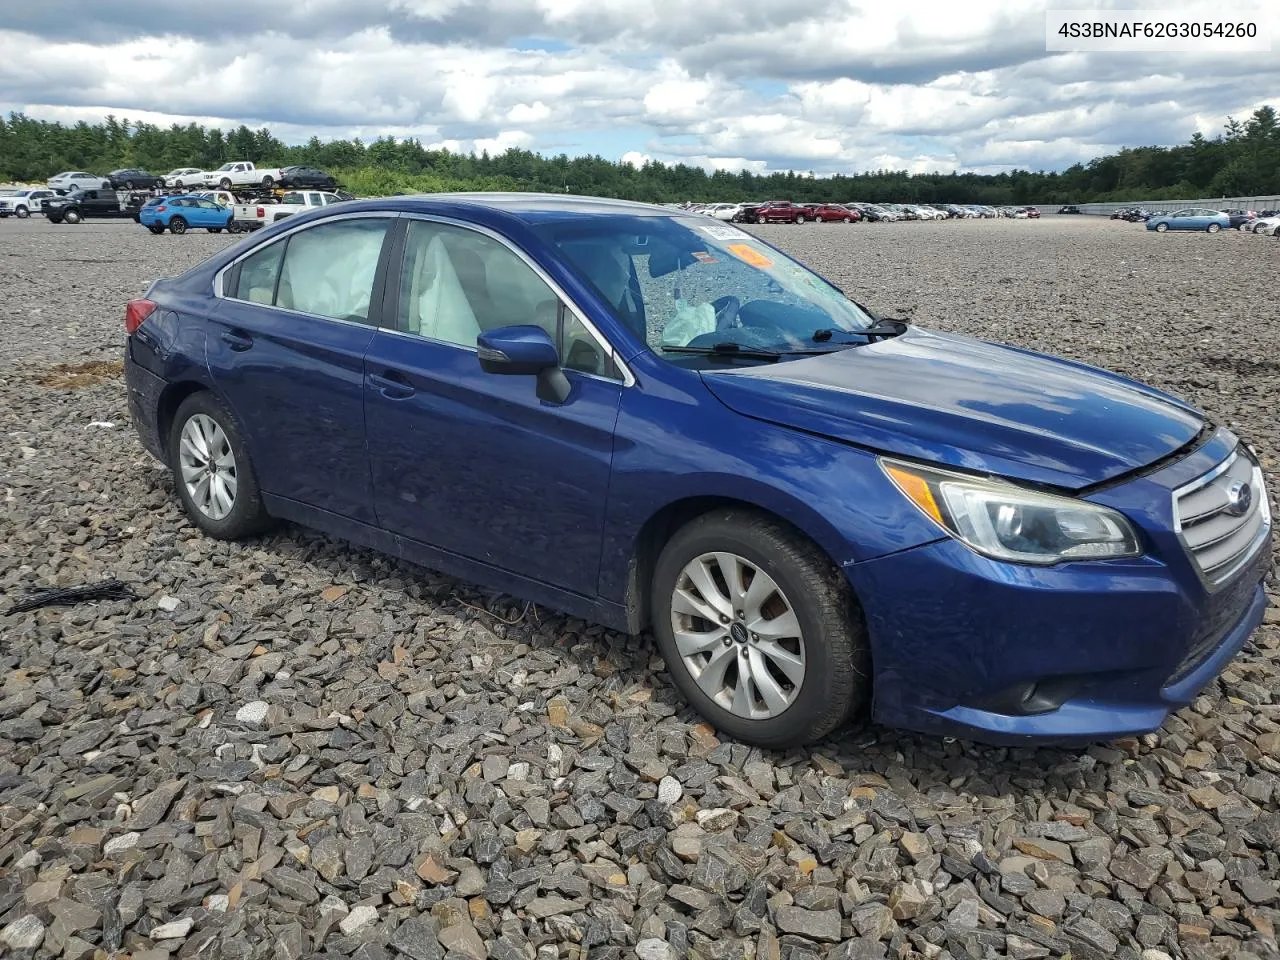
[0,0,1278,177]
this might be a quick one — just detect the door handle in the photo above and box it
[220,330,253,352]
[368,371,415,399]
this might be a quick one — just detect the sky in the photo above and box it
[1,0,1277,176]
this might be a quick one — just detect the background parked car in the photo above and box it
[1223,210,1257,229]
[277,166,338,190]
[1058,204,1082,214]
[0,188,55,218]
[1146,208,1232,233]
[809,203,858,222]
[755,201,806,223]
[731,203,762,223]
[108,168,164,190]
[138,196,233,235]
[704,203,740,221]
[47,171,110,193]
[43,189,144,224]
[163,168,205,189]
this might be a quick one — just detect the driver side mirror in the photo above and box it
[476,324,571,404]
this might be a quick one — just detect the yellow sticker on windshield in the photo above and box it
[727,243,773,268]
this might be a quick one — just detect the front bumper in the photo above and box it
[847,429,1272,744]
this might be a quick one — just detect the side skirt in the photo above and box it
[262,494,632,632]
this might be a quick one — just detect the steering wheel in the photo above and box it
[712,295,742,330]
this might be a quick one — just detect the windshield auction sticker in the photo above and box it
[726,244,773,268]
[697,223,753,242]
[1046,9,1270,51]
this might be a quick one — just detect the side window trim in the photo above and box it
[394,213,633,387]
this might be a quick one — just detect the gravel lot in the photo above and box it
[2,215,1279,960]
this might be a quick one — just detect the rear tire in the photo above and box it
[219,178,232,190]
[169,392,272,540]
[262,176,275,187]
[650,509,869,748]
[148,224,165,235]
[169,217,187,235]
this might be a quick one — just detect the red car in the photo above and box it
[755,201,805,223]
[1023,206,1041,218]
[811,203,860,223]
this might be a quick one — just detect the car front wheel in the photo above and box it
[169,393,272,539]
[63,209,81,224]
[651,510,869,748]
[15,206,29,219]
[1155,222,1168,232]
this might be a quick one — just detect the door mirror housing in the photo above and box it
[477,325,560,375]
[476,324,571,403]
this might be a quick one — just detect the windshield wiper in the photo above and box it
[813,319,908,342]
[662,343,785,361]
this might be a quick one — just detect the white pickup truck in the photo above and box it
[231,190,347,230]
[198,161,285,190]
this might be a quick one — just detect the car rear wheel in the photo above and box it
[148,224,165,235]
[62,209,81,224]
[1207,223,1221,233]
[650,509,869,748]
[169,216,187,235]
[169,393,271,539]
[1155,222,1168,232]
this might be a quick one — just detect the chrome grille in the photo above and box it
[1173,448,1271,587]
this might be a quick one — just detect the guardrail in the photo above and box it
[1073,195,1280,216]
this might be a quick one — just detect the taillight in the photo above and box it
[125,299,157,335]
[155,205,167,212]
[256,207,265,218]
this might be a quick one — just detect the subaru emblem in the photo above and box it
[1225,481,1253,518]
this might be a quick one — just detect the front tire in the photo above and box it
[169,216,187,235]
[169,393,271,539]
[219,178,232,190]
[15,206,29,219]
[262,176,274,187]
[63,209,81,224]
[795,215,806,224]
[1155,222,1168,232]
[650,510,869,748]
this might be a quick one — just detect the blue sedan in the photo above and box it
[1145,208,1232,232]
[138,195,233,234]
[122,194,1270,748]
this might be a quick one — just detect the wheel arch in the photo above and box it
[620,492,860,635]
[155,380,212,458]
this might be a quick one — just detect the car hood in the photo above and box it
[699,327,1205,489]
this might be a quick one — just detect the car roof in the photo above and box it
[331,192,681,225]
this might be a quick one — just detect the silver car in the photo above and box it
[47,171,110,194]
[0,188,56,218]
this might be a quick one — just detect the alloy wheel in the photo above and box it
[670,551,806,719]
[179,414,238,520]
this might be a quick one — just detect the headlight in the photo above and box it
[881,458,1141,565]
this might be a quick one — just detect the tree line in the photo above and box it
[1,105,1277,204]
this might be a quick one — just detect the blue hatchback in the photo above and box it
[138,195,233,235]
[122,194,1272,748]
